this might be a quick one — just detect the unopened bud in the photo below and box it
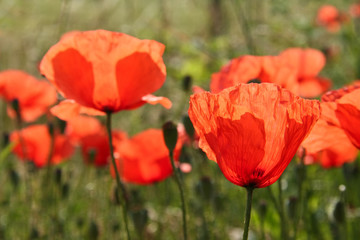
[11,99,20,114]
[162,121,178,153]
[247,78,261,84]
[131,208,148,234]
[182,75,193,92]
[258,200,268,219]
[333,200,345,224]
[182,115,195,140]
[287,196,298,220]
[47,122,55,136]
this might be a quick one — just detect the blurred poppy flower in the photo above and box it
[39,30,171,118]
[65,115,104,143]
[350,3,360,18]
[316,5,345,32]
[210,48,330,98]
[321,83,360,148]
[0,70,57,122]
[211,55,262,93]
[188,83,320,188]
[65,115,127,167]
[278,48,331,98]
[10,124,74,168]
[111,129,182,185]
[301,118,358,168]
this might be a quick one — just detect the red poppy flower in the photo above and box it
[39,30,171,118]
[321,83,360,148]
[111,129,182,185]
[10,124,74,168]
[210,55,262,93]
[210,49,330,98]
[301,118,358,168]
[65,115,104,144]
[316,5,343,32]
[0,70,57,122]
[350,3,360,18]
[188,83,320,188]
[278,48,331,98]
[65,115,127,167]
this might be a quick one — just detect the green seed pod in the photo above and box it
[182,115,195,140]
[162,121,178,153]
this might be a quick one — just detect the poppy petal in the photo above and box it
[51,100,105,121]
[141,94,172,109]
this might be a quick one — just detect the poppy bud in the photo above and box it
[162,121,178,153]
[333,200,345,224]
[247,78,261,84]
[61,183,70,199]
[131,208,148,235]
[0,225,5,239]
[55,168,62,185]
[182,75,193,92]
[47,122,55,137]
[258,200,268,219]
[10,99,20,115]
[87,220,99,240]
[87,148,97,163]
[182,115,195,140]
[8,168,20,190]
[56,118,67,134]
[29,227,40,240]
[2,132,9,147]
[112,222,120,233]
[195,176,214,200]
[286,196,298,220]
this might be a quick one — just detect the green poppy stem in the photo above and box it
[169,151,187,240]
[105,112,131,240]
[243,186,254,240]
[278,177,289,240]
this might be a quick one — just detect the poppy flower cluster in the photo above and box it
[210,48,331,98]
[302,83,360,168]
[316,3,360,32]
[189,83,320,188]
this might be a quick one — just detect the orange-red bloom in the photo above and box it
[111,129,182,185]
[321,83,360,148]
[0,70,57,122]
[10,125,74,168]
[278,48,331,98]
[188,83,320,188]
[40,30,171,118]
[301,118,358,168]
[65,115,127,167]
[316,5,343,32]
[210,48,330,98]
[350,3,360,18]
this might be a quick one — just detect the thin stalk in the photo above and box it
[294,156,306,239]
[169,151,187,240]
[267,186,281,214]
[243,186,254,240]
[45,126,55,186]
[230,0,257,54]
[278,177,289,240]
[105,112,131,240]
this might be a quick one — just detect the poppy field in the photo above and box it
[1,0,360,239]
